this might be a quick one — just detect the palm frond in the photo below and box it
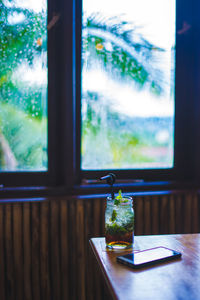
[83,13,165,95]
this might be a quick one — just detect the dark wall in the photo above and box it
[0,191,199,300]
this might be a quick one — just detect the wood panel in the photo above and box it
[151,195,159,234]
[0,191,199,300]
[31,203,41,300]
[192,193,199,232]
[5,203,15,300]
[13,203,23,300]
[23,202,32,300]
[50,200,61,300]
[76,199,86,300]
[68,199,77,300]
[159,195,169,234]
[85,199,95,300]
[175,194,183,233]
[40,201,51,300]
[169,195,176,234]
[60,199,69,300]
[134,196,144,235]
[143,196,151,235]
[0,204,5,300]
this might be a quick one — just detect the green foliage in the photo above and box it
[0,0,47,170]
[0,0,47,119]
[0,0,46,68]
[114,189,127,205]
[83,13,165,94]
[82,91,102,136]
[108,129,155,167]
[0,102,47,170]
[116,189,122,200]
[110,209,117,222]
[81,91,159,168]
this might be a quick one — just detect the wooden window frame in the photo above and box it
[0,0,200,197]
[76,0,200,190]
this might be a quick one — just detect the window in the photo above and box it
[78,0,200,186]
[0,0,55,187]
[0,0,47,173]
[0,0,199,191]
[81,0,175,171]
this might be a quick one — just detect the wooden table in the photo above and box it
[90,234,200,300]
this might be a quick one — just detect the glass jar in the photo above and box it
[105,196,134,249]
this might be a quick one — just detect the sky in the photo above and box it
[13,0,46,12]
[83,0,176,117]
[83,0,176,49]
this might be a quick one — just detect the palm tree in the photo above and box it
[81,13,173,169]
[82,13,165,95]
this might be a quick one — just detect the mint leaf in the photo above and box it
[110,209,117,221]
[114,199,120,206]
[116,189,122,200]
[114,189,123,205]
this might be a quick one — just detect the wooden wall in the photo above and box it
[0,190,199,300]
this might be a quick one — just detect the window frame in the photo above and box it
[0,0,61,188]
[0,0,200,195]
[76,0,200,189]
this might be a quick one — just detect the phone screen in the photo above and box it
[117,246,181,268]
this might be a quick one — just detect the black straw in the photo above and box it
[100,173,116,199]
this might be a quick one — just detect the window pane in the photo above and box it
[0,0,47,171]
[81,0,175,170]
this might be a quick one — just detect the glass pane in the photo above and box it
[81,0,175,170]
[0,0,47,171]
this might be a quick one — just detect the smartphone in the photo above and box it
[117,246,182,269]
